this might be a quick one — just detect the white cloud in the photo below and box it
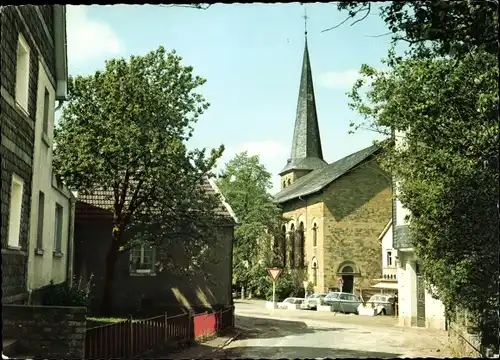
[316,69,362,89]
[66,6,124,65]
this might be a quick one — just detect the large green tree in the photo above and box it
[216,152,284,296]
[348,50,499,346]
[54,46,224,314]
[334,1,498,59]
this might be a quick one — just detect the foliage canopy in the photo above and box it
[54,46,224,313]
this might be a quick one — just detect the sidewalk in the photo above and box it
[156,330,241,359]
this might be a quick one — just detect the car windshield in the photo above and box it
[369,295,386,302]
[326,293,339,299]
[283,298,294,303]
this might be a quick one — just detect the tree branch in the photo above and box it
[364,31,392,38]
[321,15,351,33]
[350,3,371,27]
[159,4,212,10]
[321,3,371,33]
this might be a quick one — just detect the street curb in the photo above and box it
[207,331,241,355]
[221,332,241,348]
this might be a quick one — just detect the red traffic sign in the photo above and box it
[338,277,344,285]
[267,268,282,281]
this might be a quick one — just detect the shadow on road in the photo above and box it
[172,343,403,359]
[218,345,402,358]
[235,314,343,339]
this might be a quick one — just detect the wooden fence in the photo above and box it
[85,306,234,359]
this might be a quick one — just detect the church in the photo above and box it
[273,33,392,297]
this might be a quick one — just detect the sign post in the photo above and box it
[303,280,309,297]
[338,277,344,293]
[267,268,282,313]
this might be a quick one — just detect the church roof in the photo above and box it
[280,38,327,175]
[274,144,381,204]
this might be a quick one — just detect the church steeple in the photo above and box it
[279,25,327,187]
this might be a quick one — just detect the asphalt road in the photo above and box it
[211,300,452,359]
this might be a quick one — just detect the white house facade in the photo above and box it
[371,219,398,293]
[393,130,446,330]
[26,35,74,295]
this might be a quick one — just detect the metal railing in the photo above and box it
[84,306,234,359]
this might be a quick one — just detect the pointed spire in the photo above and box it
[280,29,327,176]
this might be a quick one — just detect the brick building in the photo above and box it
[1,5,71,304]
[273,35,392,297]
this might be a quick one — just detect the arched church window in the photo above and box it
[312,222,318,247]
[287,179,291,185]
[282,181,286,188]
[289,224,295,268]
[312,260,318,286]
[296,222,305,267]
[281,225,287,268]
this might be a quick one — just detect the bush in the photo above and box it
[265,271,295,301]
[42,275,94,307]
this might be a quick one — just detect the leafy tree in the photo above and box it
[334,1,498,59]
[53,46,224,314]
[348,50,499,348]
[216,152,285,296]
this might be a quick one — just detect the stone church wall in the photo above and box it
[322,158,392,293]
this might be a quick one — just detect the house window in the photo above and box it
[8,174,24,248]
[387,250,392,267]
[15,33,30,113]
[43,88,50,135]
[130,244,155,274]
[312,223,317,247]
[54,203,63,253]
[36,191,45,250]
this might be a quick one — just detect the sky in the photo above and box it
[66,3,392,193]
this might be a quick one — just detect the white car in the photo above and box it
[366,294,396,315]
[278,297,304,309]
[300,293,327,310]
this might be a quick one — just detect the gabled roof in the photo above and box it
[377,219,393,242]
[274,144,381,204]
[75,177,236,224]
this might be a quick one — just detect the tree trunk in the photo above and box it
[100,231,120,315]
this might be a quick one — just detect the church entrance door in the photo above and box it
[342,275,354,293]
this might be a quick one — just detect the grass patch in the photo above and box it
[86,316,132,328]
[87,317,129,323]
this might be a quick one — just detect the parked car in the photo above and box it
[324,292,363,314]
[366,294,395,315]
[278,297,305,309]
[300,293,327,310]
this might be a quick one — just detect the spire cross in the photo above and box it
[303,8,309,36]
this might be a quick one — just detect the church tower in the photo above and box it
[279,30,327,190]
